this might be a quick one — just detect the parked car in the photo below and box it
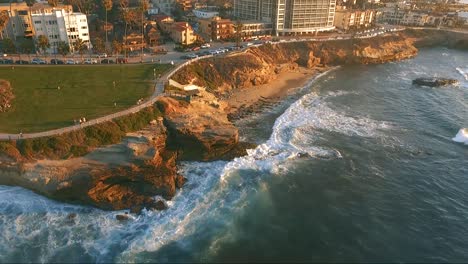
[98,53,108,58]
[191,46,200,51]
[116,57,128,64]
[66,59,77,64]
[101,59,115,64]
[200,43,211,49]
[0,58,13,64]
[50,59,64,64]
[15,60,29,64]
[31,58,46,64]
[83,58,98,64]
[180,53,197,60]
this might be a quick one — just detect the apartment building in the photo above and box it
[31,6,90,54]
[170,22,196,45]
[334,8,376,30]
[233,0,336,35]
[199,16,234,40]
[0,2,37,40]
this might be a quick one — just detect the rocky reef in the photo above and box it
[412,77,459,87]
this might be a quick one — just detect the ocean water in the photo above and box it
[0,48,467,263]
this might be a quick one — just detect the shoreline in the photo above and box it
[226,66,340,122]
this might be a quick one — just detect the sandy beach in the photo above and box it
[225,66,329,119]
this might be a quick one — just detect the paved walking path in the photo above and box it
[0,57,207,140]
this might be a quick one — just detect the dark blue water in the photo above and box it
[0,48,467,263]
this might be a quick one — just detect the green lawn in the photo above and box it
[0,64,171,133]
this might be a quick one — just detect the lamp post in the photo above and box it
[153,68,156,79]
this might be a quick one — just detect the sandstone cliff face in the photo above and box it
[0,121,185,213]
[172,34,418,97]
[156,94,239,161]
[402,29,468,49]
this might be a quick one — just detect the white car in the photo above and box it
[66,59,76,64]
[83,58,98,64]
[201,43,211,49]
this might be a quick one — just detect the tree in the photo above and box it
[102,0,113,50]
[64,0,95,15]
[2,38,16,54]
[112,39,122,55]
[0,10,9,39]
[93,37,105,53]
[234,20,243,47]
[139,0,149,62]
[48,0,59,7]
[37,35,50,56]
[57,41,70,58]
[120,0,130,58]
[73,38,87,61]
[19,38,35,61]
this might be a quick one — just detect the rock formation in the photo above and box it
[412,77,459,87]
[0,120,186,213]
[0,80,14,112]
[172,34,418,97]
[156,91,240,161]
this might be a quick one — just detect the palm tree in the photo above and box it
[37,35,50,60]
[139,0,149,62]
[2,38,16,53]
[102,0,112,52]
[119,0,130,58]
[73,38,87,62]
[112,39,122,56]
[235,20,243,47]
[93,37,105,54]
[57,41,70,59]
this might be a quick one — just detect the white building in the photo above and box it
[193,9,219,19]
[31,8,90,54]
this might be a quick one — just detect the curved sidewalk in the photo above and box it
[0,56,211,140]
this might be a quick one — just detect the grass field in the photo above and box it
[0,64,171,133]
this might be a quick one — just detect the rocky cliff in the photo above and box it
[172,34,418,97]
[0,121,186,213]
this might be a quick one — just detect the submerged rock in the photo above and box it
[412,77,458,87]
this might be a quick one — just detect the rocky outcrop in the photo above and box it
[0,120,186,213]
[402,28,468,49]
[156,93,241,161]
[172,34,418,97]
[412,77,459,87]
[0,80,14,112]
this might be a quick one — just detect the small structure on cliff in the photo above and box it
[0,80,14,113]
[165,79,202,101]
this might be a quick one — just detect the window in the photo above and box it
[34,21,41,24]
[82,33,88,36]
[81,26,87,29]
[18,10,28,15]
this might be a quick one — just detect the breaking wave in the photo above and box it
[0,67,395,263]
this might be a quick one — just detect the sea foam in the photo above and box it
[452,128,468,145]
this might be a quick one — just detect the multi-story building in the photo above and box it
[234,0,336,36]
[334,8,376,30]
[193,9,219,19]
[170,21,197,45]
[152,0,174,15]
[0,2,38,40]
[239,20,273,39]
[31,6,90,54]
[198,16,234,40]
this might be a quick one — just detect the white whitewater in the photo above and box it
[452,128,468,145]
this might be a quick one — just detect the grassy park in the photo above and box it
[0,64,171,133]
